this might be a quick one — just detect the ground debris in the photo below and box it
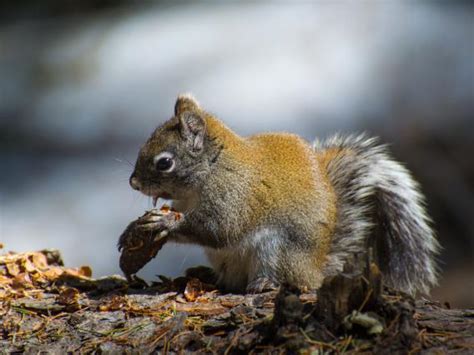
[1,247,473,353]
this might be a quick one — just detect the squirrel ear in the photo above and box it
[175,93,201,116]
[178,111,206,153]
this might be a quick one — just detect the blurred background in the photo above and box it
[1,1,472,307]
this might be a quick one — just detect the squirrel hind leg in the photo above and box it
[246,277,278,293]
[205,228,319,293]
[205,247,251,293]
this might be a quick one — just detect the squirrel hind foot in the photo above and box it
[246,277,279,294]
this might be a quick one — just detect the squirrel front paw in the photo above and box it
[133,208,180,232]
[118,207,183,281]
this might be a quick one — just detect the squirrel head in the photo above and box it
[130,94,217,201]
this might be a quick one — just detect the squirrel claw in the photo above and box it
[135,213,173,231]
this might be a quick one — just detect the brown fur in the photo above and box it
[204,115,337,269]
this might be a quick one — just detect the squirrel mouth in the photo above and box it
[152,192,172,207]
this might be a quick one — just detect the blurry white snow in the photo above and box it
[2,2,470,142]
[0,2,472,279]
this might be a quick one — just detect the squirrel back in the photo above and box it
[314,134,440,295]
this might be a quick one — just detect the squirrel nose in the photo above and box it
[129,174,141,191]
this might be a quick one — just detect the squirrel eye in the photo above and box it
[156,157,173,171]
[153,152,175,172]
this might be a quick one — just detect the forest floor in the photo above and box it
[1,247,473,354]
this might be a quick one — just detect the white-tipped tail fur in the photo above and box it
[313,134,440,295]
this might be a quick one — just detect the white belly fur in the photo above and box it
[205,227,285,292]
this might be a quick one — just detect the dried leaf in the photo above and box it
[184,278,205,302]
[57,287,80,305]
[31,252,48,269]
[23,258,37,273]
[42,266,64,280]
[79,266,92,278]
[99,295,128,312]
[64,268,91,279]
[6,262,21,277]
[11,273,33,289]
[174,301,228,316]
[0,274,13,285]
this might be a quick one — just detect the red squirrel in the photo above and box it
[126,94,439,295]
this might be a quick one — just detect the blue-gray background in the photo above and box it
[1,1,473,307]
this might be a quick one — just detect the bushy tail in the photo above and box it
[313,134,440,295]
